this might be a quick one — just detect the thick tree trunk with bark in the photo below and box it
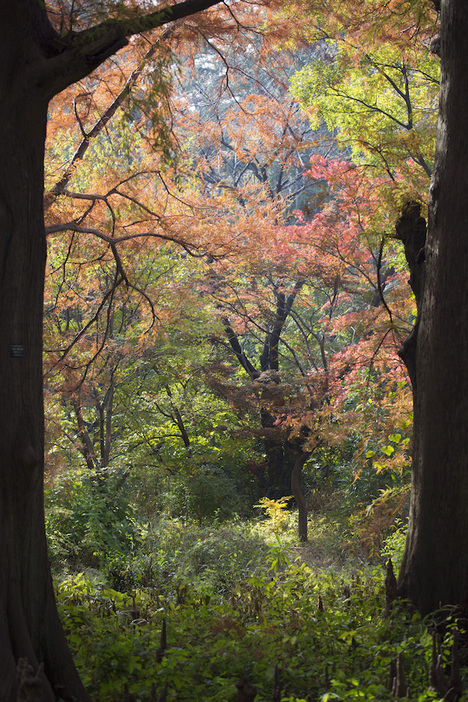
[397,0,468,614]
[0,9,88,700]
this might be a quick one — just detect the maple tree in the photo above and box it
[4,3,468,700]
[283,0,468,614]
[126,36,417,544]
[181,76,414,537]
[42,46,292,516]
[174,45,320,511]
[46,27,417,540]
[0,1,281,698]
[41,35,309,567]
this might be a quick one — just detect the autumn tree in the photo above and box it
[160,36,415,542]
[202,167,410,539]
[45,22,409,546]
[43,33,314,557]
[42,38,286,511]
[0,1,268,698]
[284,0,468,613]
[175,44,319,502]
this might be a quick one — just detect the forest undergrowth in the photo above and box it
[48,500,468,702]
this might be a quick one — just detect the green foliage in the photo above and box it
[380,519,408,571]
[155,452,260,524]
[45,467,140,570]
[290,42,439,177]
[55,521,464,702]
[143,518,270,593]
[40,17,449,700]
[264,534,292,576]
[98,517,270,595]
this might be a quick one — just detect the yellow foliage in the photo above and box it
[254,496,293,533]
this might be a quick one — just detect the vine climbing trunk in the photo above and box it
[397,0,468,614]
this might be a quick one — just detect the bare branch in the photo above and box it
[45,221,206,256]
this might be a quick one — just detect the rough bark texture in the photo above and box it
[397,0,468,614]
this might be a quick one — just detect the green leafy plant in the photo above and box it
[51,515,466,702]
[45,468,140,571]
[265,534,292,575]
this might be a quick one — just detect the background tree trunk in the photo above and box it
[397,0,468,614]
[291,453,309,542]
[0,9,88,699]
[260,409,292,497]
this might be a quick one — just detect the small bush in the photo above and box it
[254,496,293,533]
[45,468,140,571]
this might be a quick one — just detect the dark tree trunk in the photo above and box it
[291,453,309,542]
[223,283,306,500]
[0,9,88,700]
[397,0,468,613]
[263,441,289,497]
[260,409,291,497]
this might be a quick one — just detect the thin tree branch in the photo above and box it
[45,31,172,208]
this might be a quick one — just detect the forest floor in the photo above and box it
[54,511,448,702]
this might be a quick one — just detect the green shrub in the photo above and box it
[157,460,259,524]
[142,517,270,594]
[56,556,461,702]
[380,519,408,570]
[83,516,271,594]
[45,468,141,571]
[254,496,293,533]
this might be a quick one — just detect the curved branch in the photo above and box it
[222,318,259,379]
[45,221,206,256]
[45,32,172,208]
[42,0,223,96]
